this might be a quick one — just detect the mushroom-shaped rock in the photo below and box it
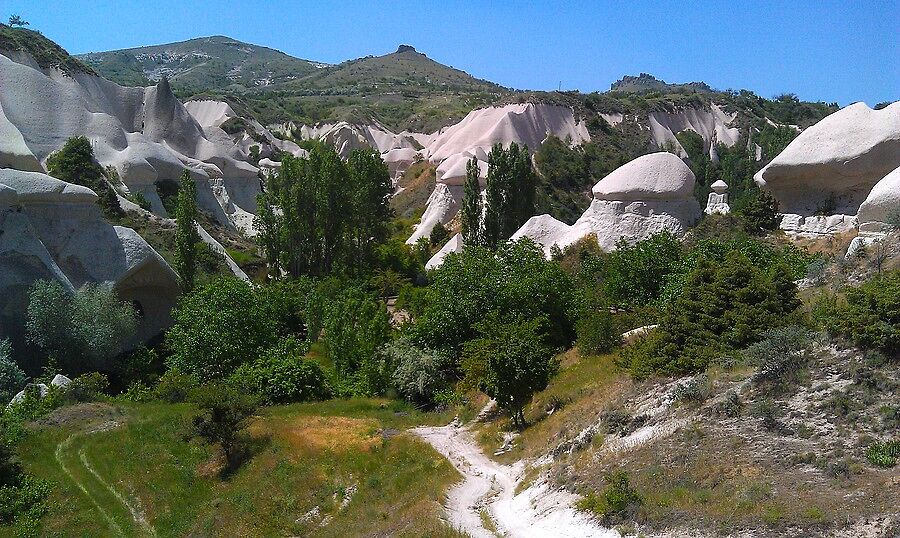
[592,152,696,201]
[754,102,900,215]
[510,215,571,256]
[426,233,464,270]
[711,180,728,194]
[857,165,900,230]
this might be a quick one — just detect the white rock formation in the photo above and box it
[426,233,464,270]
[857,165,900,232]
[407,183,463,245]
[0,49,262,233]
[754,102,900,219]
[0,169,180,344]
[646,104,741,159]
[705,179,730,215]
[511,152,701,255]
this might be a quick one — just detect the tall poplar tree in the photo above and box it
[174,170,200,293]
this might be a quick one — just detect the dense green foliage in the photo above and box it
[462,315,557,428]
[620,251,801,377]
[387,338,452,405]
[173,170,200,293]
[576,471,643,523]
[258,144,393,277]
[165,278,277,381]
[230,339,330,404]
[817,271,900,357]
[45,136,122,219]
[26,281,136,375]
[412,239,577,354]
[324,287,392,395]
[0,341,25,404]
[461,143,537,249]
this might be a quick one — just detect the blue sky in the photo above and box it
[7,0,898,105]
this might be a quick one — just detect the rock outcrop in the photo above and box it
[857,165,900,231]
[0,50,262,233]
[426,233,464,270]
[754,102,900,219]
[511,152,701,255]
[0,169,180,344]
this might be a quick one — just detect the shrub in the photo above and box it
[576,309,621,355]
[61,372,109,403]
[865,440,899,468]
[462,315,557,428]
[0,341,25,404]
[619,252,802,377]
[593,233,683,308]
[26,281,136,375]
[738,189,780,234]
[191,384,258,472]
[387,338,451,405]
[745,326,813,384]
[714,390,743,417]
[673,373,712,405]
[577,471,643,523]
[154,369,199,403]
[229,339,330,404]
[0,475,52,529]
[46,136,121,218]
[166,278,277,382]
[819,271,900,357]
[751,399,783,431]
[429,222,450,246]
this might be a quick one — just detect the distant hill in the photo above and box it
[79,39,509,132]
[78,35,325,93]
[610,73,714,94]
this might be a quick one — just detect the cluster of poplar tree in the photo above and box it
[460,142,537,249]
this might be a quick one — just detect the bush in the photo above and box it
[745,326,814,384]
[738,189,780,234]
[673,373,712,405]
[46,136,121,218]
[865,440,899,468]
[619,252,802,377]
[154,369,199,403]
[429,222,450,246]
[0,475,52,530]
[61,372,109,403]
[26,281,136,375]
[229,339,330,404]
[819,271,900,357]
[191,384,258,472]
[0,341,25,404]
[387,338,451,405]
[577,470,643,523]
[166,278,277,382]
[576,309,621,355]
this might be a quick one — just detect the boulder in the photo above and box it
[857,165,900,231]
[754,102,900,216]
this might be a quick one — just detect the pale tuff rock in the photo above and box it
[0,50,262,233]
[426,233,464,271]
[778,214,858,238]
[406,183,462,245]
[705,179,730,215]
[510,153,701,256]
[646,104,740,158]
[0,169,180,345]
[857,165,900,231]
[754,102,900,217]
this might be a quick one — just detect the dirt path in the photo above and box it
[413,418,618,538]
[54,420,157,537]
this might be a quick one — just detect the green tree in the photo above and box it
[429,222,450,246]
[412,238,577,354]
[469,143,536,250]
[346,149,393,273]
[7,15,28,27]
[46,136,121,218]
[738,188,781,234]
[0,340,26,404]
[25,281,136,375]
[460,157,482,247]
[463,315,556,428]
[191,384,258,472]
[254,192,283,279]
[323,287,392,394]
[173,170,200,293]
[165,278,277,382]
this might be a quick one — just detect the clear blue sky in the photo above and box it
[7,0,899,106]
